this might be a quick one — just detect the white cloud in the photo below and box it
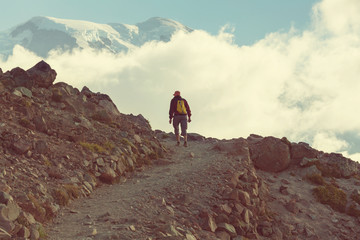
[312,132,349,153]
[0,45,41,70]
[312,0,360,35]
[343,152,360,162]
[1,0,360,162]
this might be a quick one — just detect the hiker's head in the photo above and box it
[173,91,180,96]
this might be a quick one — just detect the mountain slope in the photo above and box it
[0,61,360,239]
[0,16,193,57]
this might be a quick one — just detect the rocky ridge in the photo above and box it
[0,61,164,239]
[0,62,359,239]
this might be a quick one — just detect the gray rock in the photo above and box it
[0,192,12,205]
[12,89,23,97]
[238,190,251,206]
[217,223,237,237]
[234,203,244,215]
[185,233,197,240]
[134,134,142,144]
[205,213,217,232]
[219,203,232,215]
[5,202,20,221]
[96,158,105,167]
[0,203,18,232]
[15,87,32,98]
[116,159,127,175]
[299,157,318,167]
[12,139,31,155]
[83,160,90,167]
[127,156,135,170]
[242,208,250,224]
[301,165,322,177]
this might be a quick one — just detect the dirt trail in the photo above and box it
[46,138,240,240]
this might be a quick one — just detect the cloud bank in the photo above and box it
[1,0,360,161]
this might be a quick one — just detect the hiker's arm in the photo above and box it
[185,100,191,119]
[169,99,174,121]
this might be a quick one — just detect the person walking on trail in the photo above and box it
[169,90,192,147]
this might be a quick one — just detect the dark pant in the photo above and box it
[173,115,187,136]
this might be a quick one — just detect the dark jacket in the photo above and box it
[169,95,191,119]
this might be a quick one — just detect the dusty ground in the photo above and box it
[46,137,242,240]
[257,167,360,240]
[45,136,360,240]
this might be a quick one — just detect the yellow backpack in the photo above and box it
[177,99,187,114]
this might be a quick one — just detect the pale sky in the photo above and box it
[0,0,317,45]
[2,0,360,162]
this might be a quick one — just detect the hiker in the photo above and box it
[169,91,192,147]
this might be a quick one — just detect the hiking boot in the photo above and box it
[184,141,188,147]
[176,141,180,146]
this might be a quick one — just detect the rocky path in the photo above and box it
[46,138,240,240]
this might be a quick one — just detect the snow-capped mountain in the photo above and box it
[0,16,193,57]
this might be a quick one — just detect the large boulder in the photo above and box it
[98,99,120,116]
[10,67,34,88]
[80,86,121,122]
[290,142,319,165]
[248,136,291,172]
[27,60,57,88]
[320,153,359,178]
